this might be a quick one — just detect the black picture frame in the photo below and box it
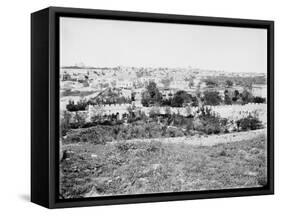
[31,6,274,209]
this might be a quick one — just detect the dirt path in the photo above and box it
[109,129,267,147]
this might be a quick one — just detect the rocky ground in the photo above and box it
[59,130,267,199]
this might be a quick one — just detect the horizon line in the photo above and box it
[60,65,266,74]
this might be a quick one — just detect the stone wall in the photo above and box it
[62,103,267,124]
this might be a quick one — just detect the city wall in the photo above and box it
[63,103,267,124]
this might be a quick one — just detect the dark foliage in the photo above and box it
[66,99,88,112]
[202,91,222,106]
[236,115,263,131]
[141,81,162,107]
[252,96,266,103]
[171,91,195,107]
[224,90,232,105]
[225,80,233,88]
[205,79,218,87]
[194,107,226,134]
[241,89,253,105]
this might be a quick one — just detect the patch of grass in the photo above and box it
[60,134,267,198]
[63,122,187,145]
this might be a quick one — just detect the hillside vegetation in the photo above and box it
[60,133,267,198]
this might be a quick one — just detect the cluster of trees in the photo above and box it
[66,81,266,113]
[224,89,266,105]
[66,97,132,112]
[141,82,162,106]
[66,100,88,112]
[141,81,266,107]
[202,91,222,105]
[61,103,263,141]
[141,81,198,107]
[203,89,266,106]
[161,91,198,107]
[88,96,131,106]
[204,76,266,88]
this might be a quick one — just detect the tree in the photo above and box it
[224,90,232,105]
[225,80,233,88]
[241,89,253,104]
[205,79,218,88]
[171,91,193,107]
[141,81,162,106]
[161,98,172,106]
[66,99,88,112]
[232,90,240,103]
[202,91,222,106]
[188,79,194,89]
[191,96,199,107]
[66,100,76,111]
[252,96,266,103]
[131,92,136,101]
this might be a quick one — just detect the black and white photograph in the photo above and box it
[59,17,268,199]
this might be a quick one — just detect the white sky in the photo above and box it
[60,17,267,73]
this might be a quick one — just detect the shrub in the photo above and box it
[73,112,86,128]
[60,111,72,137]
[236,115,263,131]
[252,96,266,103]
[191,96,199,107]
[185,118,194,132]
[80,128,106,144]
[161,98,172,106]
[194,106,224,134]
[64,126,115,145]
[257,171,267,186]
[116,127,130,140]
[131,125,147,139]
[220,118,229,133]
[172,114,193,128]
[145,122,163,138]
[116,122,163,140]
[117,124,146,140]
[66,99,88,112]
[165,127,185,137]
[204,121,221,134]
[149,107,160,118]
